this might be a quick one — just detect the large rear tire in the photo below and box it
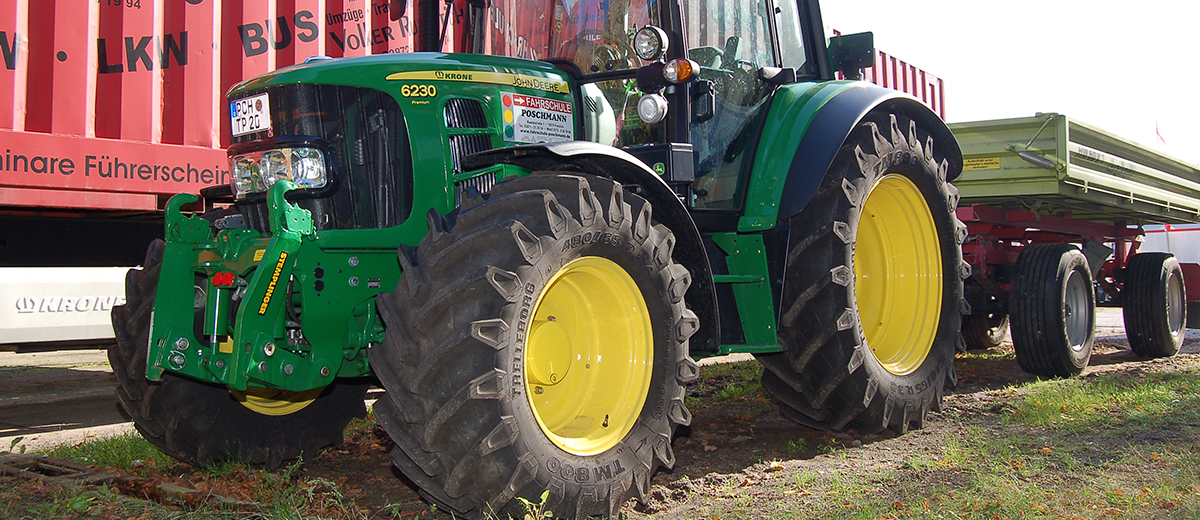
[370,173,698,519]
[1123,252,1186,358]
[1010,243,1095,377]
[757,113,966,434]
[109,240,369,467]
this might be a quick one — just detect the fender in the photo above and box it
[463,142,721,353]
[739,81,963,231]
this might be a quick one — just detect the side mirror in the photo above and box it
[691,80,715,123]
[827,32,875,80]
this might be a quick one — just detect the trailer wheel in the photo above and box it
[757,113,965,435]
[1010,243,1095,377]
[1123,252,1186,358]
[371,173,698,519]
[109,240,369,468]
[962,313,1009,350]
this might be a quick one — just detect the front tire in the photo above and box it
[758,113,966,435]
[1123,252,1186,358]
[1010,243,1096,377]
[110,240,369,467]
[371,173,698,519]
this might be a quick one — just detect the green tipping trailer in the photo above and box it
[949,113,1200,377]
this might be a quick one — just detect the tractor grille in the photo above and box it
[448,134,493,173]
[444,98,495,206]
[444,98,488,128]
[450,134,496,206]
[455,171,498,207]
[229,84,413,231]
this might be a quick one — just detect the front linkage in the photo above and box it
[147,180,396,392]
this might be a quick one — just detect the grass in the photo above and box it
[43,432,177,471]
[0,414,418,520]
[744,357,1200,519]
[686,358,773,411]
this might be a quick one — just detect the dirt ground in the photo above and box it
[285,311,1200,519]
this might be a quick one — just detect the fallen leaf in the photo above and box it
[704,445,717,452]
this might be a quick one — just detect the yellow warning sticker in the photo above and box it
[963,157,1002,171]
[253,249,266,262]
[385,70,570,94]
[257,252,288,315]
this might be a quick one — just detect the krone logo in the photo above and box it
[15,297,36,313]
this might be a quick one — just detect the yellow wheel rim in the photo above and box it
[854,174,943,376]
[231,387,323,416]
[525,256,653,456]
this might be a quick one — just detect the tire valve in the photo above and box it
[548,315,556,322]
[535,386,544,394]
[602,414,609,428]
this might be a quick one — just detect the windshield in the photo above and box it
[483,0,660,75]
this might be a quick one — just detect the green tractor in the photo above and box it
[111,0,966,516]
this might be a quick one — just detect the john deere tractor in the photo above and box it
[111,0,966,516]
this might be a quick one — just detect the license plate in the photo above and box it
[230,93,271,137]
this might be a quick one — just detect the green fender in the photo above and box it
[739,80,963,232]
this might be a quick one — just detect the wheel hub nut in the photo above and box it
[174,337,189,350]
[169,354,186,369]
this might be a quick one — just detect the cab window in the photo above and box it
[686,0,775,209]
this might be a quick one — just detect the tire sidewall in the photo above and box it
[1163,258,1186,347]
[850,145,960,415]
[495,207,683,508]
[1057,250,1095,369]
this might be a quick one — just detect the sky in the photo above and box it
[820,0,1200,166]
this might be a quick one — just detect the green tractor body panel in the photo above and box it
[709,232,780,354]
[737,80,856,231]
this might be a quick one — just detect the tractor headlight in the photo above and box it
[637,93,669,124]
[633,26,669,61]
[230,147,328,200]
